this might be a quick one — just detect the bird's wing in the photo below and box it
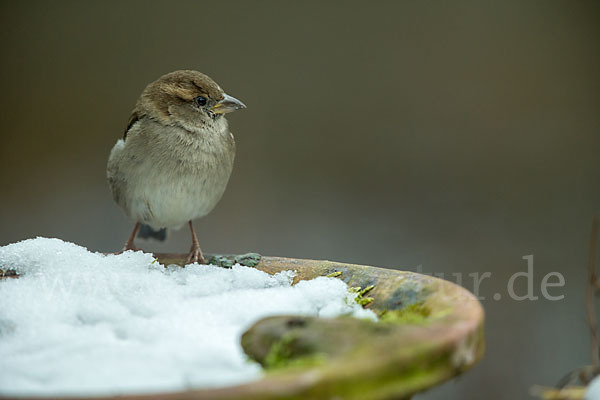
[123,110,140,140]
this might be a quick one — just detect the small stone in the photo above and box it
[234,253,261,267]
[0,268,17,278]
[208,255,234,268]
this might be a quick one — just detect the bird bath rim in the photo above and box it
[0,254,485,400]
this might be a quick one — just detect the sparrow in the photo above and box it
[106,70,245,264]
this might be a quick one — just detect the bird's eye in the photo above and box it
[193,96,207,107]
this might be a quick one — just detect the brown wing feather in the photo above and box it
[123,111,140,140]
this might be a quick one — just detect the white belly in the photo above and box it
[129,159,232,229]
[107,121,235,230]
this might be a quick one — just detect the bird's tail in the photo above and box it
[137,224,167,241]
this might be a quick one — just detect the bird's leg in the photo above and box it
[123,222,141,251]
[186,220,206,264]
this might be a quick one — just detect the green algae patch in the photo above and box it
[310,348,455,400]
[379,302,431,325]
[324,269,375,308]
[263,330,327,370]
[242,316,381,371]
[264,332,302,369]
[349,285,375,307]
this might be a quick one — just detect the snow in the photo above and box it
[0,237,375,396]
[587,376,600,400]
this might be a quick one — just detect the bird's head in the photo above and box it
[138,70,246,130]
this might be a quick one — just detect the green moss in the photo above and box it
[349,285,375,307]
[379,302,431,325]
[356,297,374,307]
[271,344,455,400]
[263,332,326,370]
[345,350,453,400]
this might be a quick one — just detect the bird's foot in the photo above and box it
[119,223,142,254]
[186,245,206,265]
[121,242,142,253]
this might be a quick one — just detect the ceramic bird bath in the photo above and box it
[1,254,484,400]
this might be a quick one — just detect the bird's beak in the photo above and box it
[210,93,246,114]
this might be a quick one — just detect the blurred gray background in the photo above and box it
[1,1,599,398]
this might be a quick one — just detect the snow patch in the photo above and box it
[0,237,374,396]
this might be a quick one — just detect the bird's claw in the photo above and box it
[122,241,142,252]
[186,246,206,265]
[119,243,142,254]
